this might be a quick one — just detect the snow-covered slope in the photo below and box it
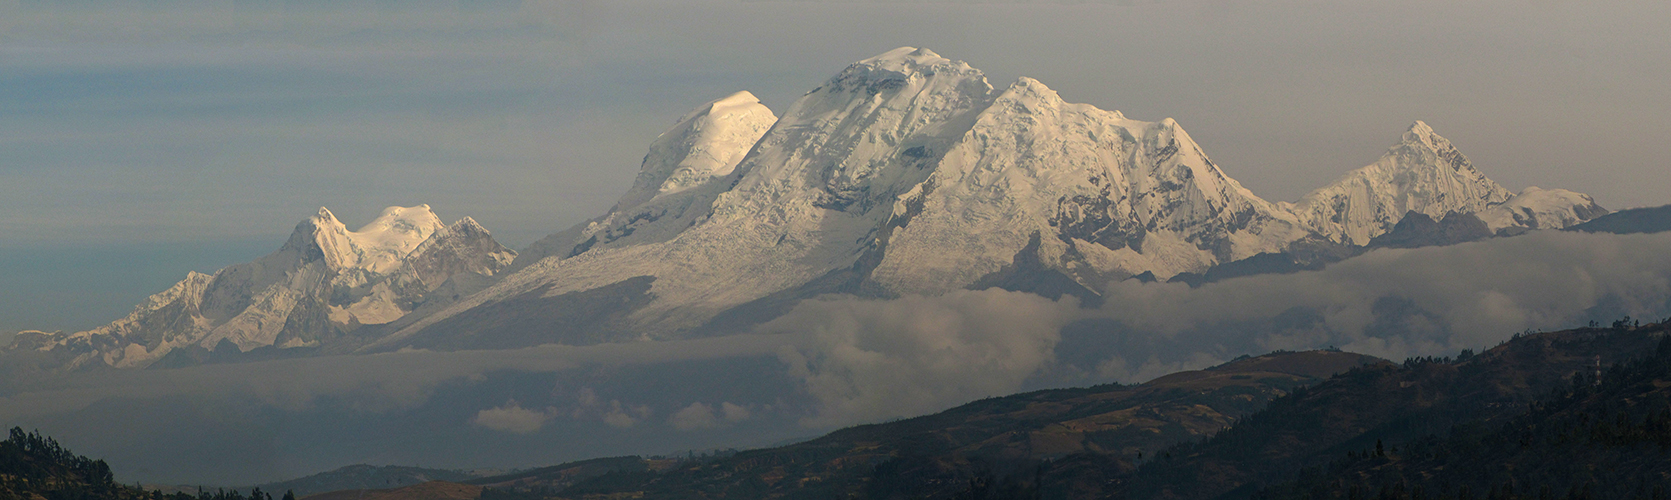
[22,205,514,369]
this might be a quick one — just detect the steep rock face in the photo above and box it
[24,206,513,369]
[1289,121,1515,245]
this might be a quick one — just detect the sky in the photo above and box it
[2,0,1669,335]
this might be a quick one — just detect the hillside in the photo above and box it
[256,465,483,498]
[487,350,1381,499]
[15,320,1669,499]
[470,320,1669,499]
[1112,320,1670,499]
[1257,328,1671,500]
[0,427,292,500]
[0,427,141,500]
[301,481,479,500]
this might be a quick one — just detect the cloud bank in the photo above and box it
[769,290,1080,428]
[768,230,1671,427]
[0,334,795,421]
[472,401,556,434]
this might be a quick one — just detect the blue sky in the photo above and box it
[3,0,1669,334]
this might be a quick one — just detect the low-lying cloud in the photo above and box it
[667,402,752,431]
[0,334,795,422]
[766,230,1671,428]
[472,401,556,434]
[572,387,654,429]
[769,290,1080,428]
[1091,230,1671,370]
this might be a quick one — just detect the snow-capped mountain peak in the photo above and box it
[728,45,993,211]
[615,91,777,213]
[509,90,781,273]
[1400,120,1443,150]
[288,204,446,274]
[1290,121,1515,245]
[854,46,957,77]
[17,205,512,369]
[344,204,447,273]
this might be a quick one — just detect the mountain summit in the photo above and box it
[1289,121,1514,245]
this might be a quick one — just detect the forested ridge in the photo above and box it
[0,428,293,500]
[535,319,1671,499]
[1256,325,1671,500]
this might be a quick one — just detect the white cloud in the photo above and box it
[668,401,752,430]
[571,387,653,429]
[602,401,651,429]
[720,402,751,423]
[668,402,719,430]
[471,400,554,434]
[1090,230,1671,367]
[758,230,1671,429]
[770,289,1080,428]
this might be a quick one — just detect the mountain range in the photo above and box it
[4,47,1610,370]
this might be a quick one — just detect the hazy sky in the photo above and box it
[2,0,1668,333]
